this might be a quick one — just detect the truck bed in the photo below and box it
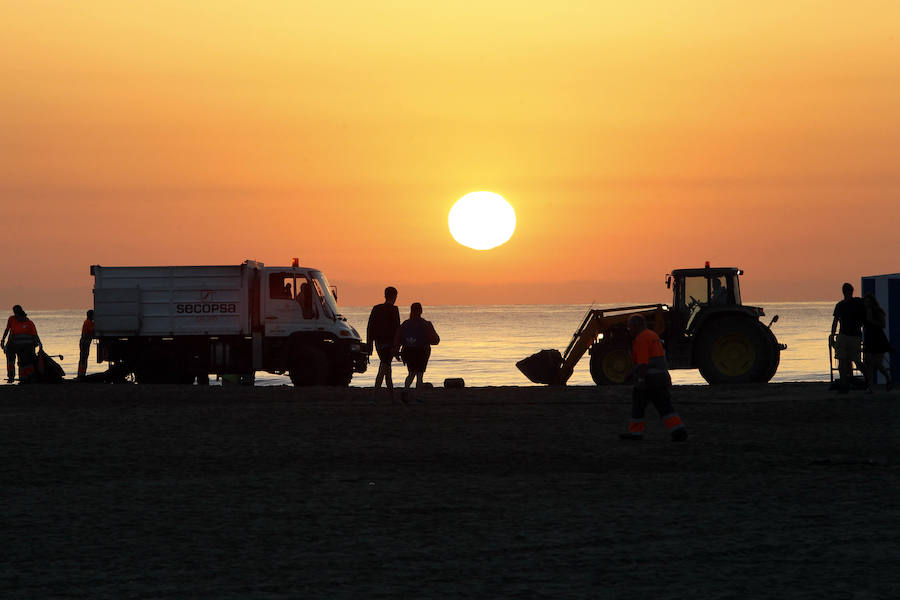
[93,265,253,337]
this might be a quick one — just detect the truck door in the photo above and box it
[263,271,316,336]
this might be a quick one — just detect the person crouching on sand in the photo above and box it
[393,302,439,403]
[619,314,688,442]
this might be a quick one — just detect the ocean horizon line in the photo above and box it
[27,300,836,312]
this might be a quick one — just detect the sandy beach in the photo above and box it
[2,382,898,598]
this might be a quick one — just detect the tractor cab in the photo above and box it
[667,266,744,334]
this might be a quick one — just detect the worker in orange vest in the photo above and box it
[1,308,16,382]
[619,313,688,442]
[3,305,41,383]
[77,309,95,378]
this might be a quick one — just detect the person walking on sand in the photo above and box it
[619,314,687,442]
[863,294,892,392]
[367,286,401,399]
[830,283,868,393]
[393,302,439,403]
[4,305,41,383]
[77,309,95,379]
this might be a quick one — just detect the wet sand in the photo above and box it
[2,383,899,598]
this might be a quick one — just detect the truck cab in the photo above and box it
[260,265,366,385]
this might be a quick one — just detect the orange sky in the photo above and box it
[2,1,899,308]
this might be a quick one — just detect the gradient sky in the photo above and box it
[3,1,899,309]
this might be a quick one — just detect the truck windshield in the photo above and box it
[310,271,340,319]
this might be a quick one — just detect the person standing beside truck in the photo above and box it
[77,309,95,379]
[619,314,687,442]
[5,305,41,383]
[367,286,401,398]
[394,302,439,403]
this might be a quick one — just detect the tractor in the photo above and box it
[516,265,786,386]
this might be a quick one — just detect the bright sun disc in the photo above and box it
[448,192,516,250]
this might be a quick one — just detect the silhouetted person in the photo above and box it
[619,314,687,442]
[393,302,439,403]
[367,286,400,399]
[283,283,293,299]
[4,305,41,383]
[78,309,95,379]
[830,282,867,393]
[297,283,313,318]
[1,308,16,382]
[710,277,727,305]
[863,294,892,392]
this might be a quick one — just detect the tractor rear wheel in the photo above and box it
[695,317,770,384]
[756,325,782,383]
[289,345,328,386]
[589,344,632,385]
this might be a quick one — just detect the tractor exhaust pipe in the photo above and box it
[767,314,779,329]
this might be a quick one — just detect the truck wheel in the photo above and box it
[696,317,767,384]
[289,346,328,386]
[589,344,632,385]
[327,367,353,386]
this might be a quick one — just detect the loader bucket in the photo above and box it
[516,349,565,385]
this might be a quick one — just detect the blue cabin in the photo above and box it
[861,273,900,384]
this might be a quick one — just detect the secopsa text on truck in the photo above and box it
[91,260,368,385]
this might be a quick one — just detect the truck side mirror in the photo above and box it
[666,276,671,289]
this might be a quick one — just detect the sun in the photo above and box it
[448,192,517,250]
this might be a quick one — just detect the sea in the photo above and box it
[3,303,837,387]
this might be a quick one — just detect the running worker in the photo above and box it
[620,314,688,442]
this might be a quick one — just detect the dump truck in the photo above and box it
[91,260,368,385]
[517,265,785,385]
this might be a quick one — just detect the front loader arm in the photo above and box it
[558,310,605,383]
[557,304,667,384]
[517,304,668,385]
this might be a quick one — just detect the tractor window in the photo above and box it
[683,276,709,308]
[728,274,742,305]
[709,277,727,306]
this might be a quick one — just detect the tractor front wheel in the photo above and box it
[589,344,632,385]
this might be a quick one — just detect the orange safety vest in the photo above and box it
[10,318,37,338]
[631,329,665,365]
[82,319,95,337]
